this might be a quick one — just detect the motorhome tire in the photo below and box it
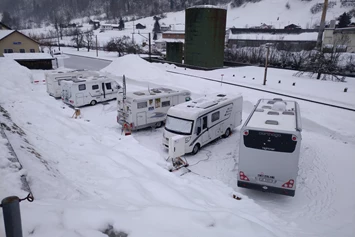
[90,100,97,106]
[223,128,231,138]
[155,121,163,128]
[192,144,200,155]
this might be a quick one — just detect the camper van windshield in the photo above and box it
[243,130,297,153]
[165,116,193,135]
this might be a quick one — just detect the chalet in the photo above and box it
[136,23,146,29]
[0,30,40,56]
[227,28,318,51]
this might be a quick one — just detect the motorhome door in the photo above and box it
[104,82,115,100]
[136,112,147,127]
[76,93,84,106]
[172,96,178,106]
[201,115,211,145]
[90,84,101,98]
[101,83,106,99]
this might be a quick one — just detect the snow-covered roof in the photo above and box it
[0,30,15,40]
[168,93,242,121]
[187,5,227,10]
[126,87,190,101]
[246,99,299,132]
[3,53,54,60]
[163,30,185,34]
[155,38,184,43]
[229,32,318,41]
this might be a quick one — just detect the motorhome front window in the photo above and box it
[165,116,193,135]
[243,130,297,153]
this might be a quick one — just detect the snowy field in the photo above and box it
[1,54,355,237]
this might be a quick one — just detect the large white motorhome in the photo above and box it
[61,76,121,107]
[238,98,302,197]
[162,93,243,155]
[45,69,100,98]
[117,87,191,130]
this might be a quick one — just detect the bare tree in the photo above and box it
[85,31,94,52]
[71,28,84,51]
[104,36,142,56]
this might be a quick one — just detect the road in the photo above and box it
[62,54,111,71]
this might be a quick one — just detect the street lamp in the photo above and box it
[263,43,274,86]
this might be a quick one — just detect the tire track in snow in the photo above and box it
[298,140,337,222]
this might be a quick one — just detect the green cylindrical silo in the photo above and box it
[166,42,184,64]
[184,6,227,69]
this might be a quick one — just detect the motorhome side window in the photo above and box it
[155,98,161,108]
[195,118,201,134]
[105,83,112,90]
[78,84,86,91]
[202,116,208,129]
[92,85,99,90]
[162,101,170,107]
[211,111,220,122]
[137,101,147,109]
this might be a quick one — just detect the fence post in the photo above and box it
[1,196,23,237]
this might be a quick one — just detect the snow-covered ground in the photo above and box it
[1,52,355,237]
[1,58,300,237]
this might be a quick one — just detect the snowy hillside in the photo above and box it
[0,59,299,236]
[20,0,354,47]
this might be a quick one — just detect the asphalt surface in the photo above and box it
[63,54,111,71]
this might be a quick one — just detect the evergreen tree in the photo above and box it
[153,17,161,33]
[119,17,125,30]
[1,11,13,28]
[337,12,351,28]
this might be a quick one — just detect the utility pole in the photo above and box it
[263,45,270,86]
[57,30,60,51]
[316,0,329,50]
[95,35,98,57]
[148,32,151,62]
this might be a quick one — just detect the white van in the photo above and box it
[162,93,243,155]
[45,69,99,98]
[117,87,191,130]
[238,98,302,197]
[61,76,121,107]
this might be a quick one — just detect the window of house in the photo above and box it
[162,101,170,107]
[4,49,14,53]
[92,85,99,90]
[30,49,35,53]
[20,49,25,53]
[78,84,86,91]
[137,101,147,109]
[105,83,112,90]
[211,111,220,122]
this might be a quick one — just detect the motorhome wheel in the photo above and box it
[155,121,163,128]
[223,128,231,138]
[192,143,200,155]
[90,100,97,106]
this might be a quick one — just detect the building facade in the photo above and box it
[0,30,40,56]
[323,27,355,53]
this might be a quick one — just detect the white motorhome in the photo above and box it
[117,87,191,130]
[238,98,302,197]
[45,69,100,98]
[162,93,243,155]
[61,76,121,107]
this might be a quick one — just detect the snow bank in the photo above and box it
[0,58,295,236]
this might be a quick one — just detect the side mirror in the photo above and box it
[197,127,201,135]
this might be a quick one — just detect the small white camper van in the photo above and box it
[61,76,121,107]
[45,69,99,98]
[117,87,191,130]
[162,93,243,155]
[238,98,302,197]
